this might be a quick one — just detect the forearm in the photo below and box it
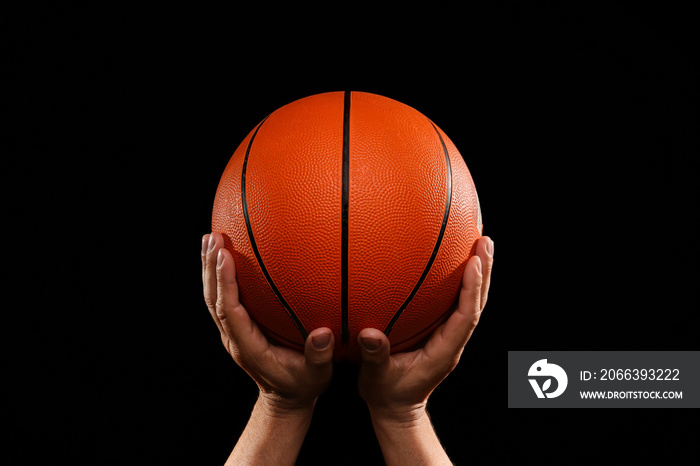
[226,394,314,466]
[370,407,453,466]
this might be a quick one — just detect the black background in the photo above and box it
[7,2,698,464]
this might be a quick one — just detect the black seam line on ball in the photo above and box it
[384,121,453,336]
[242,115,309,341]
[341,91,351,346]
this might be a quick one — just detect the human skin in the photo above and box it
[202,232,335,465]
[202,232,493,465]
[357,237,494,465]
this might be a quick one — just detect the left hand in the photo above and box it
[202,232,335,412]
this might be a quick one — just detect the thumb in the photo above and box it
[358,328,391,370]
[304,327,335,371]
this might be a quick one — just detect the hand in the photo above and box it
[357,236,494,424]
[201,232,335,412]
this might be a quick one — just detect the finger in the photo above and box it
[201,234,209,267]
[203,232,224,309]
[201,233,211,297]
[475,236,494,311]
[304,327,335,374]
[202,232,224,335]
[358,328,391,374]
[423,255,482,362]
[214,243,239,310]
[215,248,268,356]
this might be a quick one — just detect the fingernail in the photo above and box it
[311,332,331,350]
[475,256,482,274]
[217,250,224,268]
[208,234,217,252]
[486,239,494,258]
[360,336,381,352]
[201,236,208,255]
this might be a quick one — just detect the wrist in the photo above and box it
[257,392,316,420]
[368,405,452,466]
[367,402,428,428]
[227,393,314,466]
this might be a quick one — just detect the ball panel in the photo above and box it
[387,123,481,348]
[438,126,483,236]
[245,92,344,339]
[347,92,449,341]
[212,123,306,346]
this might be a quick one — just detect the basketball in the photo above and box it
[212,91,482,360]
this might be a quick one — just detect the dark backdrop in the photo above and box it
[8,2,698,464]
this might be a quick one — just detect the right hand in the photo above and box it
[357,236,494,424]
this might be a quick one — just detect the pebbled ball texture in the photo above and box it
[212,91,481,360]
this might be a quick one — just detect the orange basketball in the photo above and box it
[212,91,482,360]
